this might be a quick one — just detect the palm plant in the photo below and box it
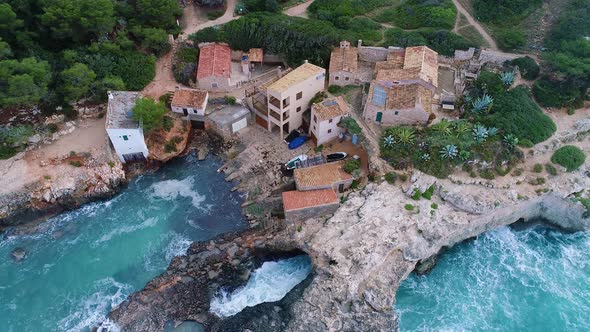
[432,119,453,136]
[396,127,416,145]
[472,124,489,143]
[471,94,493,113]
[383,135,395,148]
[503,134,519,149]
[439,144,458,159]
[501,71,515,86]
[453,121,472,138]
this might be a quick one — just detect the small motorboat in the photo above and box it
[288,136,307,150]
[326,152,348,162]
[284,154,308,170]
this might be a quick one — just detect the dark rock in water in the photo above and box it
[11,247,26,262]
[414,255,438,275]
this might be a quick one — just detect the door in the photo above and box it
[232,118,248,133]
[182,108,188,116]
[376,112,383,123]
[338,183,344,193]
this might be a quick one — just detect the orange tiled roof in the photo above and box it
[282,189,338,211]
[403,46,438,86]
[329,46,358,74]
[171,89,208,107]
[248,48,263,62]
[312,96,350,122]
[294,161,352,190]
[197,43,231,80]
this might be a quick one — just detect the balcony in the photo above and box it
[269,109,289,122]
[269,97,281,109]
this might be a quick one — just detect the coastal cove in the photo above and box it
[0,153,246,331]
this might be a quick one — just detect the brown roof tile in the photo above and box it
[171,89,208,107]
[282,189,338,211]
[197,43,231,80]
[312,96,350,122]
[294,161,353,190]
[403,46,438,86]
[329,46,359,74]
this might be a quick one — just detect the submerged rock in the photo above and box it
[11,247,26,262]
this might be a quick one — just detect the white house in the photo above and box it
[171,88,209,122]
[309,96,350,146]
[105,91,149,163]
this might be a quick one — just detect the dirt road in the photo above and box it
[284,0,314,18]
[451,0,498,50]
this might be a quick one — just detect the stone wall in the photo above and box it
[285,203,340,223]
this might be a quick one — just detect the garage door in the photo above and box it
[232,118,248,133]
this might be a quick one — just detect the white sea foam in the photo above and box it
[59,277,132,332]
[149,177,209,211]
[210,255,312,317]
[97,217,158,243]
[165,233,192,262]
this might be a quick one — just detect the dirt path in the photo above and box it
[283,0,314,18]
[451,0,498,50]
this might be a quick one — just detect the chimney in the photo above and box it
[107,91,113,100]
[304,60,308,64]
[277,66,283,78]
[340,41,350,49]
[357,40,362,48]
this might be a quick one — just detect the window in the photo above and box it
[183,108,188,112]
[313,125,316,131]
[328,129,332,134]
[329,119,333,123]
[394,111,399,115]
[212,83,218,88]
[122,135,129,141]
[345,77,350,81]
[194,110,198,114]
[296,106,302,112]
[296,92,303,100]
[372,86,386,106]
[335,76,339,80]
[313,115,317,123]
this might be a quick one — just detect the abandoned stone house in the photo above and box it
[282,188,340,223]
[328,41,359,86]
[363,46,439,126]
[196,43,232,90]
[170,88,209,122]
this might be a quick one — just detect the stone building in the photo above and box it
[170,88,209,122]
[205,105,250,140]
[282,188,340,223]
[293,161,353,193]
[328,41,359,86]
[196,43,232,90]
[309,96,350,146]
[105,91,149,163]
[363,46,439,126]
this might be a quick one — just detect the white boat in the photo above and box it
[284,154,308,170]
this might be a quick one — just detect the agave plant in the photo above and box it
[453,121,472,138]
[459,150,471,161]
[503,134,519,149]
[439,144,459,159]
[420,153,431,161]
[471,94,493,113]
[383,135,395,148]
[396,127,416,145]
[472,124,489,143]
[487,127,499,136]
[432,119,453,136]
[501,71,515,86]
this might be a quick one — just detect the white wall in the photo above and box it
[310,115,345,146]
[106,128,149,163]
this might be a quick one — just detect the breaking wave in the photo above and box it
[149,177,208,211]
[210,255,312,317]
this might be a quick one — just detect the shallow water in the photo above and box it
[395,225,590,331]
[210,255,312,317]
[0,154,246,332]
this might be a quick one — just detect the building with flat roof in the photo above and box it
[205,104,250,140]
[254,62,325,139]
[282,188,339,222]
[309,96,350,146]
[197,43,232,90]
[105,91,149,163]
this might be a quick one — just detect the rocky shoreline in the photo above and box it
[107,163,590,331]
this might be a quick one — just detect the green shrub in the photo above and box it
[0,146,17,160]
[545,163,558,176]
[383,27,474,56]
[431,203,438,209]
[328,85,342,94]
[479,169,496,180]
[469,171,477,178]
[379,0,456,30]
[343,159,361,174]
[404,203,415,211]
[384,172,397,184]
[496,29,526,51]
[164,139,178,153]
[567,108,576,115]
[474,0,541,24]
[246,203,265,216]
[132,98,167,133]
[551,146,586,172]
[314,144,324,153]
[518,138,534,148]
[224,95,237,105]
[108,161,115,168]
[512,168,523,176]
[422,185,435,200]
[529,177,546,185]
[533,78,581,108]
[508,57,540,80]
[207,10,225,20]
[399,174,408,182]
[411,189,422,200]
[162,116,173,132]
[533,163,543,173]
[69,160,82,167]
[339,117,362,135]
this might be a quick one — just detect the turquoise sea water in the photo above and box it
[395,225,590,331]
[0,154,246,332]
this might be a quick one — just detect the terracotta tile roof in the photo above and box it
[329,46,358,74]
[294,161,352,190]
[248,48,263,62]
[197,43,231,80]
[403,46,438,87]
[312,96,350,122]
[268,62,325,93]
[282,189,338,211]
[375,67,421,82]
[171,89,208,107]
[370,82,432,110]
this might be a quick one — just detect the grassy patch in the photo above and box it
[457,25,488,47]
[375,0,456,30]
[551,146,586,172]
[383,27,474,56]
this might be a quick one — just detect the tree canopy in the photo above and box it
[132,98,168,133]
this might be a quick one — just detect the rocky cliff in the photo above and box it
[108,163,590,331]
